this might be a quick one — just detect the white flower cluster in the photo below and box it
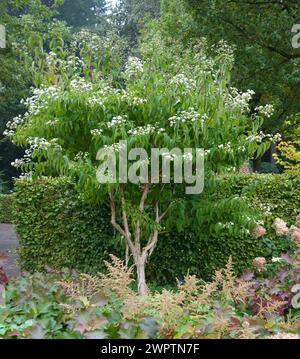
[160,151,193,162]
[120,90,147,107]
[4,115,24,136]
[70,77,93,92]
[218,142,234,153]
[226,87,255,113]
[217,222,235,229]
[103,142,126,153]
[90,129,103,136]
[128,124,163,136]
[25,87,61,116]
[28,137,52,150]
[45,51,63,68]
[87,86,147,108]
[170,74,196,93]
[213,40,235,64]
[87,84,122,107]
[255,104,274,118]
[64,55,84,73]
[72,30,104,54]
[88,95,105,107]
[247,131,282,144]
[11,158,30,168]
[46,120,59,126]
[74,152,89,161]
[106,115,128,128]
[11,137,61,168]
[18,172,34,181]
[217,142,246,154]
[124,57,144,81]
[168,108,206,127]
[257,203,273,216]
[31,137,62,153]
[5,87,61,137]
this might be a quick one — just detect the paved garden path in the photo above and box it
[0,223,20,278]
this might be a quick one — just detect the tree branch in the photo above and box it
[134,184,150,251]
[109,191,135,256]
[142,202,160,257]
[217,15,300,60]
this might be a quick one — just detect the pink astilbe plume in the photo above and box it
[252,257,266,272]
[290,226,300,244]
[251,225,266,239]
[273,218,289,236]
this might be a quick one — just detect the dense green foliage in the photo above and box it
[159,0,300,171]
[112,0,160,46]
[0,193,14,223]
[2,0,300,185]
[13,174,299,284]
[0,0,69,185]
[185,0,300,132]
[56,0,107,28]
[152,172,299,282]
[13,178,123,273]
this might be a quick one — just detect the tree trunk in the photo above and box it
[109,189,167,297]
[136,256,148,296]
[252,156,262,172]
[270,143,277,167]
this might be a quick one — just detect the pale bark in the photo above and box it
[108,185,169,296]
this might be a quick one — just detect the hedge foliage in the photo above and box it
[0,193,15,223]
[148,173,300,284]
[14,178,123,274]
[13,174,300,285]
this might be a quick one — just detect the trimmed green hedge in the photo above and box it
[13,174,300,285]
[148,173,300,283]
[0,193,15,223]
[14,178,123,274]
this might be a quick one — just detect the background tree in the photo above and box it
[184,0,300,169]
[0,0,69,186]
[55,0,108,28]
[111,0,160,47]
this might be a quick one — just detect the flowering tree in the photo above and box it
[6,26,279,294]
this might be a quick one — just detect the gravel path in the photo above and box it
[0,223,20,278]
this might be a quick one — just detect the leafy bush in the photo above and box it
[148,172,300,283]
[13,173,300,285]
[274,141,300,173]
[0,271,81,339]
[13,177,123,274]
[0,194,14,223]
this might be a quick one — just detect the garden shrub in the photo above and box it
[0,194,15,223]
[13,177,123,274]
[148,172,300,283]
[13,173,300,285]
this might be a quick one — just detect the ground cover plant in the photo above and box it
[0,217,300,339]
